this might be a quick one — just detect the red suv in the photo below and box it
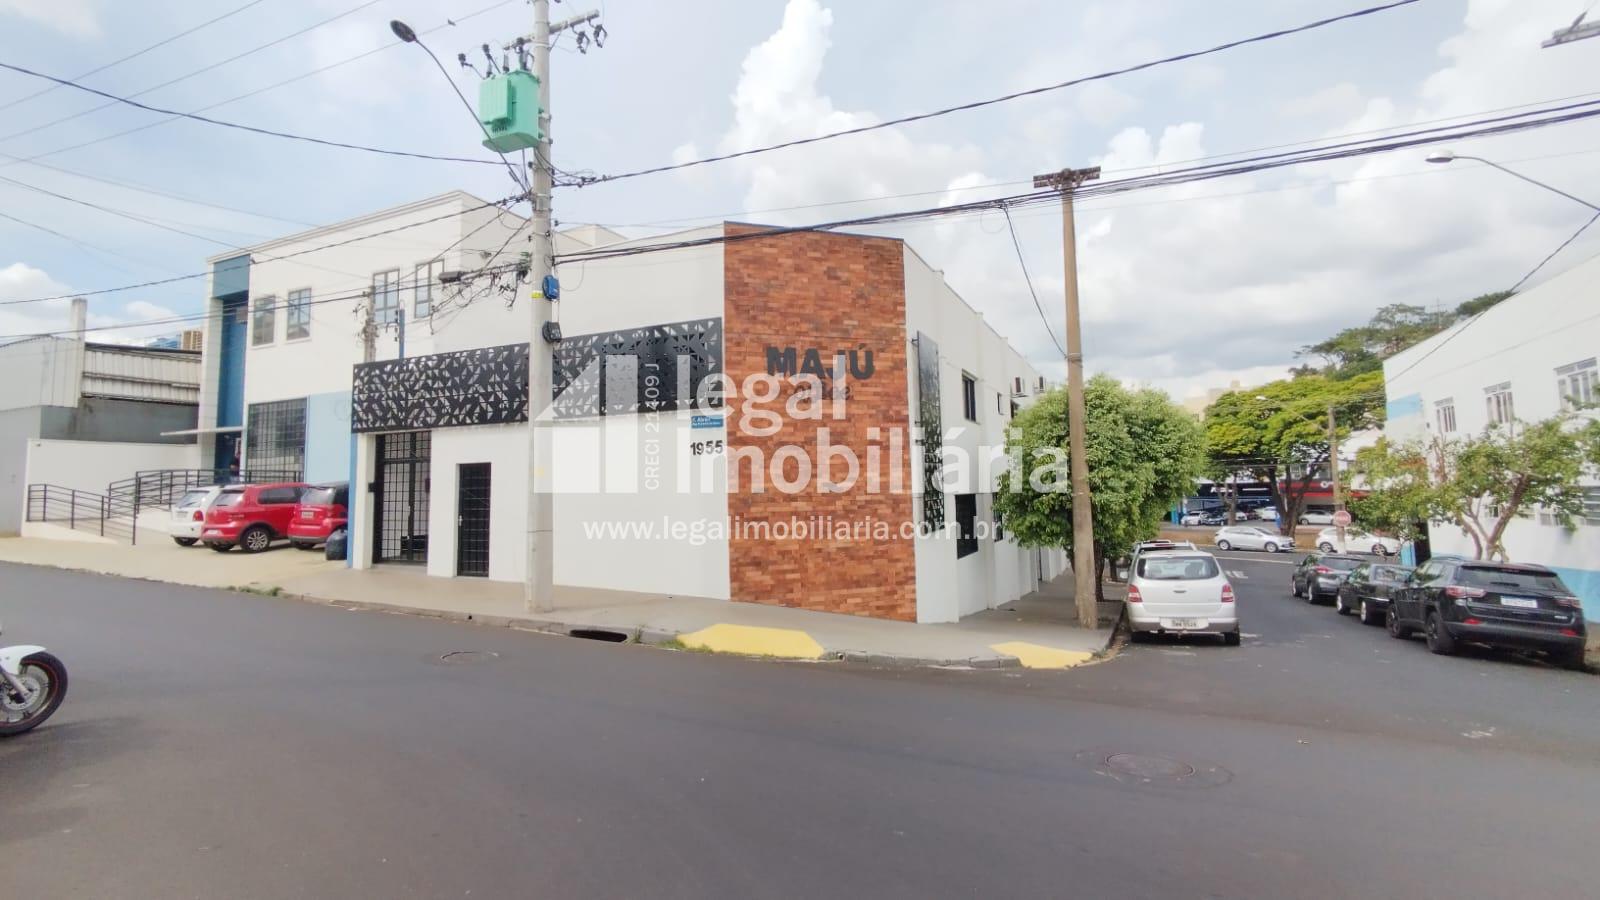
[287,482,348,550]
[202,482,309,553]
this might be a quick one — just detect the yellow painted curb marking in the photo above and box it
[989,641,1094,670]
[680,624,825,660]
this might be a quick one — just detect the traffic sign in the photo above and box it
[1332,509,1352,528]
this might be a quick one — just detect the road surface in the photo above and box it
[1,557,1595,898]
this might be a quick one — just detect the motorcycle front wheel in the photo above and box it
[0,652,68,736]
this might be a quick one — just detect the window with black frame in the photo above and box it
[955,493,978,558]
[245,399,307,478]
[962,373,978,422]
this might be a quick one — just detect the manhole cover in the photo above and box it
[438,650,498,664]
[1073,747,1233,788]
[1105,753,1195,779]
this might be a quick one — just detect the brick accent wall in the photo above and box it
[722,224,918,621]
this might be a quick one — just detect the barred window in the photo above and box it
[1585,486,1600,526]
[251,295,276,346]
[245,398,306,478]
[286,288,311,340]
[1434,397,1456,433]
[1484,382,1514,428]
[1557,358,1598,412]
[373,269,401,325]
[414,259,444,318]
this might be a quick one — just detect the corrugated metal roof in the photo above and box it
[82,344,200,404]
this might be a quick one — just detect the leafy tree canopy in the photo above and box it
[1295,291,1513,381]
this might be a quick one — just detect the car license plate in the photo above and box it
[1166,618,1202,629]
[302,510,315,519]
[1501,596,1539,609]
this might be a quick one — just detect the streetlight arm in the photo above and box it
[1454,154,1600,212]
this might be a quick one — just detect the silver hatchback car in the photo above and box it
[1213,525,1295,553]
[1126,550,1240,645]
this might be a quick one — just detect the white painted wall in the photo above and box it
[551,231,730,600]
[0,336,81,412]
[23,439,199,496]
[902,245,1060,622]
[1384,254,1600,618]
[427,423,529,583]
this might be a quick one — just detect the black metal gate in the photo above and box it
[456,463,491,577]
[374,431,430,564]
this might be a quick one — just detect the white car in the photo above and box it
[1213,525,1295,553]
[169,486,224,547]
[1125,550,1240,645]
[1315,527,1401,556]
[1298,510,1336,525]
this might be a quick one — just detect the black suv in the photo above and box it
[1291,553,1364,604]
[1387,559,1587,669]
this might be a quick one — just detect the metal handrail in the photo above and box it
[25,483,138,544]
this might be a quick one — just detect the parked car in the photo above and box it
[202,482,310,553]
[1334,562,1414,624]
[1387,559,1587,669]
[1315,528,1401,556]
[168,486,223,547]
[288,482,349,550]
[1128,540,1196,575]
[1213,525,1295,553]
[1125,550,1240,645]
[1298,510,1336,525]
[1179,510,1211,526]
[1291,552,1365,604]
[1238,500,1274,519]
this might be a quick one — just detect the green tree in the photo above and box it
[996,376,1204,604]
[1353,415,1600,559]
[1203,372,1385,533]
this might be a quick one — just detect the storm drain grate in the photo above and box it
[569,628,630,643]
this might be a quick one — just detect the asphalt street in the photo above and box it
[2,557,1596,899]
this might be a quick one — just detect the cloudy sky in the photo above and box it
[1,0,1597,399]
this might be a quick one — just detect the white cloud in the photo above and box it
[0,0,99,38]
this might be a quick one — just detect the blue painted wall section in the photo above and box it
[1548,566,1600,625]
[1385,392,1423,421]
[212,255,251,472]
[304,391,354,483]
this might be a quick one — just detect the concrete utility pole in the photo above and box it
[1327,403,1345,551]
[1034,165,1101,629]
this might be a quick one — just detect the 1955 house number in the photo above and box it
[690,439,725,456]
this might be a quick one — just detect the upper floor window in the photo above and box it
[961,373,978,422]
[1557,358,1597,412]
[285,288,311,340]
[1484,382,1514,428]
[996,391,1003,415]
[1434,397,1456,434]
[1013,376,1024,395]
[373,269,401,325]
[251,295,276,346]
[414,259,444,318]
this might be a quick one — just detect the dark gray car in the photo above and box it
[1334,562,1414,624]
[1291,553,1365,604]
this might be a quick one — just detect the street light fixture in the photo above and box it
[1425,148,1600,212]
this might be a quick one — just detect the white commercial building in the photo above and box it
[198,193,1065,624]
[1383,254,1600,619]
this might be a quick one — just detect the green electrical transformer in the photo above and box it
[478,71,543,153]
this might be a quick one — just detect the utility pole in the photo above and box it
[1034,165,1101,629]
[1327,403,1345,551]
[361,290,376,364]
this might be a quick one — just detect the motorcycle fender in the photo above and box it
[0,645,47,676]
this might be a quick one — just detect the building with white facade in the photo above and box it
[1383,254,1600,619]
[199,192,1064,624]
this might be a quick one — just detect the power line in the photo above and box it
[1511,209,1600,290]
[0,194,522,308]
[1000,205,1064,358]
[0,59,505,166]
[0,0,520,172]
[570,0,1424,187]
[0,0,384,146]
[0,0,272,114]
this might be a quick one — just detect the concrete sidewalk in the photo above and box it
[0,537,1116,669]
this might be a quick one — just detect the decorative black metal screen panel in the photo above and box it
[551,317,722,419]
[352,344,528,433]
[915,332,944,530]
[245,398,306,478]
[456,463,491,577]
[374,432,430,564]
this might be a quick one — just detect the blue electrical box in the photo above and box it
[478,71,542,153]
